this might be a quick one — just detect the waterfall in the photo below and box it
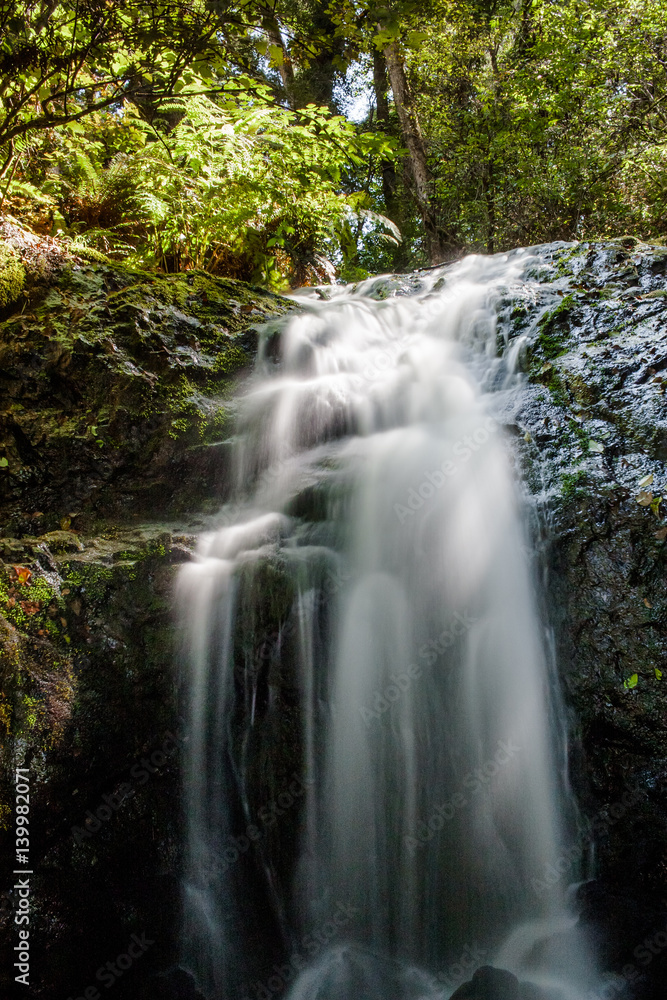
[177,250,597,1000]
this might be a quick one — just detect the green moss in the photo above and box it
[61,562,114,603]
[0,566,67,638]
[536,294,576,359]
[68,241,111,264]
[213,345,250,374]
[0,244,26,309]
[561,469,588,500]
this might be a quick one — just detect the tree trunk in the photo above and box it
[382,38,443,264]
[484,157,496,254]
[372,48,400,223]
[261,9,297,108]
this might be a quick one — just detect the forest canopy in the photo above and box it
[1,0,667,285]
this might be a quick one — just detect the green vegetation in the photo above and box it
[0,243,25,306]
[2,0,667,281]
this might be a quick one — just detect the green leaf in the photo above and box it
[268,43,284,67]
[623,674,639,690]
[655,668,662,680]
[406,30,430,48]
[0,457,8,468]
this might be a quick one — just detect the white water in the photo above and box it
[177,251,597,999]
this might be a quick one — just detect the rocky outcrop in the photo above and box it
[506,239,667,998]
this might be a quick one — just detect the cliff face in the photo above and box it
[507,239,667,996]
[1,236,667,998]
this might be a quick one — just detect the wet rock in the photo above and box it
[449,964,520,999]
[504,240,667,997]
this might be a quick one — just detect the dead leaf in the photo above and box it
[20,601,40,616]
[637,491,654,506]
[644,598,653,608]
[655,527,667,540]
[12,565,32,585]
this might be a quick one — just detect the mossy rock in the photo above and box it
[0,243,25,309]
[0,258,295,530]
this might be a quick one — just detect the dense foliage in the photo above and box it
[2,0,667,282]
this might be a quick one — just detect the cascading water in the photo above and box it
[177,249,598,1000]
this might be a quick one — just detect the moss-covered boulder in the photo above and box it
[0,223,292,534]
[0,243,25,309]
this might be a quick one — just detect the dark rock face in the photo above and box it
[0,525,197,999]
[450,965,520,999]
[0,251,291,532]
[504,239,667,998]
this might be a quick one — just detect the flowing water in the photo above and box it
[177,250,598,1000]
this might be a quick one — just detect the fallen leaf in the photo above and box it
[60,617,67,627]
[624,673,639,690]
[637,491,654,506]
[12,566,32,585]
[20,601,40,616]
[655,668,663,680]
[639,473,654,488]
[60,517,71,530]
[523,431,532,442]
[644,598,653,608]
[589,440,604,453]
